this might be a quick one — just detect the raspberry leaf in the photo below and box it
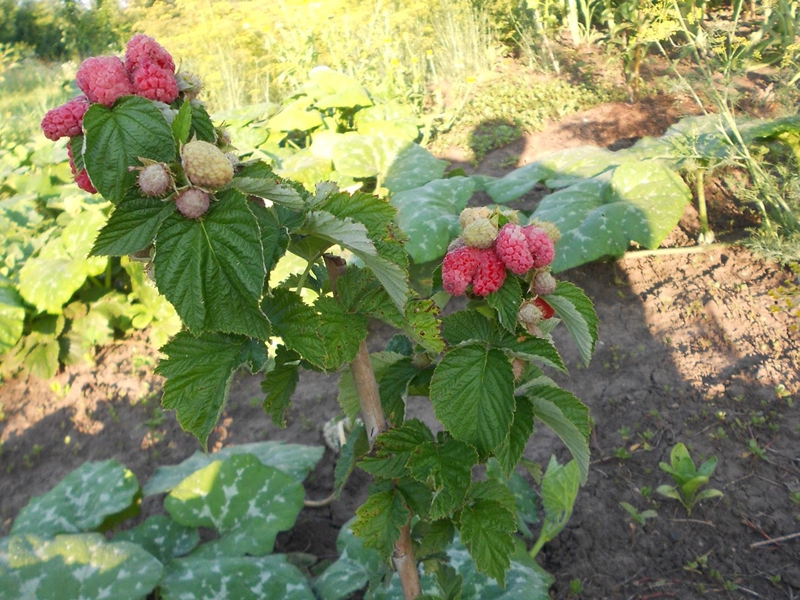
[408,436,478,520]
[494,396,536,477]
[441,310,495,345]
[318,190,395,237]
[457,489,516,587]
[486,276,523,333]
[262,288,327,368]
[430,344,515,456]
[82,96,176,202]
[172,100,192,144]
[261,345,301,427]
[315,296,369,368]
[532,457,580,555]
[154,190,270,339]
[543,281,598,366]
[333,424,370,500]
[495,334,566,373]
[189,102,216,142]
[91,195,175,256]
[351,488,409,562]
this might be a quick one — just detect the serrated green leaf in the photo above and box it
[431,345,515,456]
[391,177,475,263]
[359,419,434,479]
[262,288,327,367]
[529,393,590,484]
[441,310,495,345]
[351,488,408,562]
[527,385,590,438]
[384,144,448,193]
[413,518,456,561]
[0,286,25,353]
[0,533,162,600]
[534,457,580,549]
[113,514,198,562]
[172,101,192,144]
[261,345,301,426]
[91,195,175,256]
[155,331,252,447]
[495,334,566,373]
[83,96,176,201]
[543,281,597,366]
[154,191,270,339]
[250,203,291,283]
[229,162,305,210]
[458,497,516,587]
[409,436,477,520]
[404,298,444,355]
[318,191,395,237]
[494,396,535,477]
[190,102,217,142]
[144,441,323,496]
[334,424,370,499]
[377,356,418,426]
[487,276,523,334]
[161,554,316,600]
[165,454,304,557]
[316,296,369,368]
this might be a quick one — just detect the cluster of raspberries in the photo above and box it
[40,35,179,193]
[442,207,558,297]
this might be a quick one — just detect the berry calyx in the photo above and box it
[442,246,481,296]
[495,223,534,275]
[471,248,506,296]
[137,163,173,197]
[76,56,134,107]
[40,96,90,141]
[181,140,234,189]
[175,188,210,219]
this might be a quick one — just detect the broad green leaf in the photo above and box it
[458,496,516,587]
[316,296,369,368]
[262,288,327,367]
[160,554,315,600]
[441,310,495,345]
[190,102,217,142]
[487,276,523,334]
[377,356,419,426]
[526,385,590,438]
[495,334,566,373]
[113,514,198,562]
[543,281,597,366]
[391,177,475,264]
[534,160,690,272]
[83,96,176,202]
[172,100,192,144]
[0,533,162,600]
[91,195,175,256]
[351,488,408,562]
[276,150,333,188]
[251,203,292,282]
[529,393,590,484]
[409,436,477,520]
[395,477,434,518]
[404,298,444,354]
[154,190,270,339]
[477,161,554,204]
[360,419,434,479]
[332,134,405,179]
[261,346,301,426]
[144,441,323,496]
[430,344,515,456]
[165,454,304,557]
[156,331,254,447]
[534,457,580,549]
[268,106,324,132]
[315,84,373,110]
[412,519,456,561]
[229,162,305,210]
[11,460,138,537]
[384,144,448,193]
[0,285,25,353]
[494,396,536,477]
[538,146,621,186]
[318,191,395,238]
[334,424,370,499]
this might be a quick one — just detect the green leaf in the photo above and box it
[351,488,408,562]
[91,195,175,256]
[441,310,495,345]
[332,134,405,178]
[230,162,305,210]
[268,105,324,132]
[528,391,590,484]
[251,203,292,282]
[384,144,448,193]
[543,281,597,367]
[156,331,254,447]
[477,161,554,204]
[430,345,515,456]
[261,345,301,426]
[190,102,217,142]
[526,385,590,438]
[458,496,516,587]
[334,424,370,499]
[11,460,138,537]
[409,436,478,520]
[533,457,580,551]
[494,396,536,477]
[391,177,475,263]
[144,441,323,496]
[404,298,444,355]
[82,96,176,202]
[359,419,434,479]
[154,190,270,339]
[539,146,622,186]
[262,288,327,368]
[495,334,566,373]
[377,356,418,426]
[318,191,395,238]
[0,533,163,600]
[487,276,523,333]
[161,554,316,600]
[413,518,456,561]
[316,296,368,368]
[165,454,304,557]
[0,285,25,353]
[172,100,193,144]
[113,514,198,562]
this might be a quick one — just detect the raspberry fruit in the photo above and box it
[518,299,543,325]
[462,218,498,249]
[533,297,555,320]
[125,34,175,73]
[471,248,506,297]
[459,206,492,230]
[495,223,534,275]
[181,140,234,189]
[175,71,203,101]
[175,188,210,219]
[131,61,179,104]
[41,96,89,141]
[76,56,134,107]
[532,270,557,296]
[67,143,97,193]
[523,226,555,268]
[137,163,172,197]
[442,246,481,296]
[528,219,561,244]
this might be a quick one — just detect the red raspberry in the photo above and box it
[442,246,481,296]
[533,297,555,319]
[125,34,175,73]
[471,248,506,297]
[40,96,89,141]
[494,223,534,275]
[522,226,555,268]
[131,61,179,104]
[67,145,96,193]
[76,56,134,107]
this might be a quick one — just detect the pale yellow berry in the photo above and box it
[181,140,233,189]
[459,206,492,230]
[462,218,498,249]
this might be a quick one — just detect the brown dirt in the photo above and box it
[2,98,799,599]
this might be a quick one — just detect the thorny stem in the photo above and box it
[323,254,421,600]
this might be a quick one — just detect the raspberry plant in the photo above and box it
[39,36,599,597]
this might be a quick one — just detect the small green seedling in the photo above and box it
[657,443,722,514]
[620,502,658,527]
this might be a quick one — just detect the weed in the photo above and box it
[657,443,723,514]
[568,578,583,596]
[746,438,767,460]
[620,502,658,527]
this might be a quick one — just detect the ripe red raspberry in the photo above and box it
[495,223,534,275]
[67,146,96,193]
[131,61,179,104]
[471,248,506,297]
[442,246,481,296]
[522,226,555,268]
[533,297,555,319]
[125,34,175,73]
[176,188,210,219]
[40,96,89,141]
[76,56,134,107]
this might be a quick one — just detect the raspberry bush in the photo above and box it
[34,36,598,599]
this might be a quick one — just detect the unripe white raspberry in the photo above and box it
[175,188,210,219]
[181,140,234,189]
[137,163,172,197]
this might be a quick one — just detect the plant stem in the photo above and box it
[619,243,731,260]
[695,169,714,243]
[324,254,421,599]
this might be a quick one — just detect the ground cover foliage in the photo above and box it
[0,1,799,598]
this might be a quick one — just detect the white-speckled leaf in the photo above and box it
[384,144,448,193]
[332,134,406,179]
[533,161,690,271]
[476,162,554,204]
[113,514,199,562]
[164,454,304,557]
[313,519,385,600]
[160,554,315,600]
[0,533,162,600]
[277,149,334,189]
[143,442,324,496]
[538,146,622,188]
[390,177,476,263]
[11,460,138,537]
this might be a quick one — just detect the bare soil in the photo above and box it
[2,98,799,599]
